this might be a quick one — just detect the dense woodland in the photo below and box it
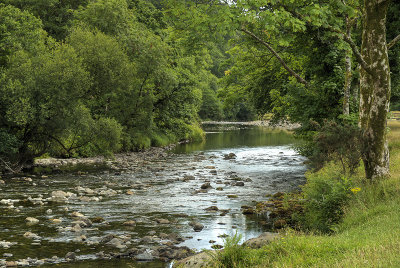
[0,0,399,179]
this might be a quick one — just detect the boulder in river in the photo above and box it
[156,218,170,224]
[49,218,62,224]
[71,224,82,233]
[122,220,136,226]
[65,252,77,261]
[243,232,279,249]
[71,211,85,218]
[50,190,74,202]
[204,206,219,212]
[223,153,237,160]
[91,217,105,223]
[106,238,127,249]
[189,221,204,232]
[200,182,212,189]
[174,251,210,268]
[0,241,16,249]
[5,261,17,267]
[134,251,155,261]
[23,232,40,239]
[100,234,115,244]
[25,217,39,224]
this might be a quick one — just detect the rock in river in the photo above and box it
[243,232,279,249]
[134,251,155,261]
[106,238,127,249]
[156,218,170,224]
[200,182,212,189]
[223,153,237,160]
[23,232,40,239]
[204,206,219,212]
[122,220,136,226]
[65,252,77,261]
[189,221,204,232]
[25,217,39,224]
[50,190,74,202]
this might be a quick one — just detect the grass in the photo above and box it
[208,120,400,268]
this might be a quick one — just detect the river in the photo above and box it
[0,123,306,267]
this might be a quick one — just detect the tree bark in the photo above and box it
[359,0,391,179]
[343,53,352,115]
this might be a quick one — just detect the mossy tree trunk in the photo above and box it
[359,0,391,179]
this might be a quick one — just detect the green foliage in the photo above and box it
[124,132,151,151]
[199,87,224,121]
[3,0,89,40]
[0,41,91,165]
[306,120,363,174]
[209,233,248,268]
[0,4,47,66]
[73,0,134,36]
[92,117,123,156]
[66,26,135,118]
[301,167,353,233]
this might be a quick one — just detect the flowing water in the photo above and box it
[0,124,306,267]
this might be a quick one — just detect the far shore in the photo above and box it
[31,121,298,171]
[202,120,300,130]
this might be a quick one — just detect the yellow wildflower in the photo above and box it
[351,187,361,194]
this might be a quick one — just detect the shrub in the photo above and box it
[300,119,363,174]
[151,131,172,147]
[72,117,123,157]
[300,167,354,233]
[187,123,205,142]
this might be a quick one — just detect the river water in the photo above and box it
[0,124,306,267]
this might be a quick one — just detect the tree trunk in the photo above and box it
[343,53,352,115]
[359,0,391,179]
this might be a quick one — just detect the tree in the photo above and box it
[357,0,398,179]
[0,43,92,168]
[167,0,400,180]
[3,0,89,40]
[0,4,47,67]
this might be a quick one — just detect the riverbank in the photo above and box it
[31,121,297,172]
[202,120,300,130]
[33,145,175,173]
[199,120,400,267]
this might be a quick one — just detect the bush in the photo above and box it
[72,117,123,157]
[300,166,354,233]
[298,119,363,174]
[187,123,205,142]
[151,131,173,147]
[92,117,123,156]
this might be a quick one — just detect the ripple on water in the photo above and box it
[0,125,307,266]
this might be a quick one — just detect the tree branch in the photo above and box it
[0,157,18,173]
[324,25,373,75]
[388,34,400,50]
[241,28,308,86]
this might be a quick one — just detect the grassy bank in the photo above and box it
[210,121,400,267]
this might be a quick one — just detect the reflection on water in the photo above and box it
[0,124,306,267]
[174,125,297,153]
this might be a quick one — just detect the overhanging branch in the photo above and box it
[241,28,308,86]
[388,34,400,50]
[325,25,373,75]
